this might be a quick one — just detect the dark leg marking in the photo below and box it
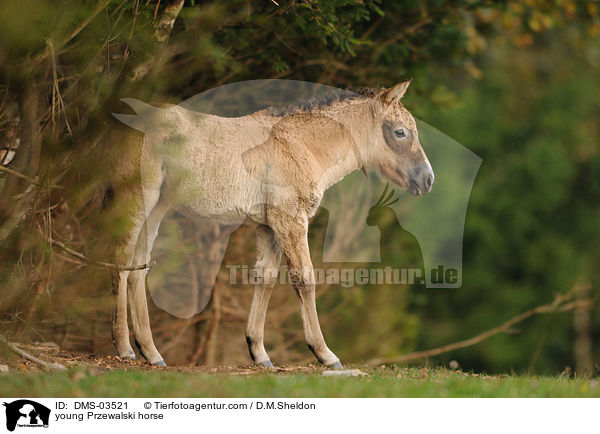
[245,336,256,362]
[247,336,274,368]
[136,338,166,367]
[308,343,343,369]
[307,343,325,364]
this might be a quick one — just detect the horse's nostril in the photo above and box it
[426,174,433,189]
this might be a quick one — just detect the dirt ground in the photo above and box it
[0,341,323,374]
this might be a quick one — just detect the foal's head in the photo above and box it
[370,80,434,196]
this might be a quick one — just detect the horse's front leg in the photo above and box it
[245,225,281,368]
[271,215,343,370]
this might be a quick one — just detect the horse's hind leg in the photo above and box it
[112,269,136,360]
[127,194,170,366]
[246,225,281,368]
[112,203,146,360]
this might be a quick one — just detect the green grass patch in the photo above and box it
[1,367,598,398]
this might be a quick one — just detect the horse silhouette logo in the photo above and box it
[3,400,50,431]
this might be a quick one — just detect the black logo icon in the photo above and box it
[3,400,50,432]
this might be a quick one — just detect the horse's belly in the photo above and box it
[172,174,267,225]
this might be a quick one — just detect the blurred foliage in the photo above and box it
[0,0,599,372]
[413,23,600,374]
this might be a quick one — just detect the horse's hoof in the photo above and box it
[151,359,167,367]
[258,359,275,369]
[327,360,344,370]
[120,350,136,361]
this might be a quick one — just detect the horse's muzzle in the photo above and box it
[407,162,434,196]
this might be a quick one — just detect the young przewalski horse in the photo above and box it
[110,80,433,369]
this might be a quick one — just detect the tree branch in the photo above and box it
[44,234,155,271]
[366,289,593,366]
[129,0,185,82]
[0,164,38,185]
[62,0,113,47]
[0,334,66,371]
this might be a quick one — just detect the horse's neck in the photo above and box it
[316,101,376,192]
[316,147,360,193]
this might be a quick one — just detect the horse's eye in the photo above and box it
[394,129,406,138]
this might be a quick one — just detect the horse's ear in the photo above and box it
[379,79,412,105]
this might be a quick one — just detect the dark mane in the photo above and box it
[267,86,382,117]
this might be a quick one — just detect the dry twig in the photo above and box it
[366,289,593,366]
[0,334,66,371]
[44,234,154,271]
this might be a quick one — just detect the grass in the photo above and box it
[1,366,599,397]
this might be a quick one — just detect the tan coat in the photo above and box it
[110,80,434,368]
